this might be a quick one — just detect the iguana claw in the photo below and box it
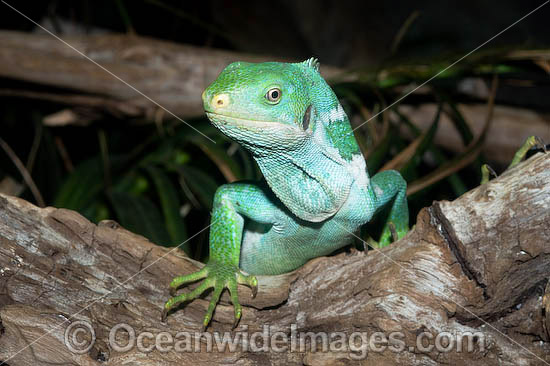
[232,315,240,330]
[236,271,258,298]
[481,136,547,185]
[163,261,257,330]
[169,287,177,297]
[160,308,168,323]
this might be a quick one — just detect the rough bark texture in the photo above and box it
[0,30,344,120]
[0,153,549,365]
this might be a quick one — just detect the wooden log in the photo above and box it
[0,30,345,120]
[0,148,549,362]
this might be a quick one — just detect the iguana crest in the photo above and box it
[303,57,320,72]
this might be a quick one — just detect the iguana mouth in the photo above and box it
[206,112,289,128]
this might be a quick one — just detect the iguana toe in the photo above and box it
[164,261,256,330]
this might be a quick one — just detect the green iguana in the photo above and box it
[162,58,409,329]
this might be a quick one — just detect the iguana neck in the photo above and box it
[251,109,368,222]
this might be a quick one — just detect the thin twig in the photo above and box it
[390,10,421,54]
[54,136,74,172]
[0,137,45,207]
[26,120,42,174]
[406,74,498,195]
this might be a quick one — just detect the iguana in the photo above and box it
[162,58,409,329]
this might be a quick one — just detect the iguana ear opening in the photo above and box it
[302,57,320,72]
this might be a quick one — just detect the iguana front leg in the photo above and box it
[162,182,281,329]
[370,170,409,247]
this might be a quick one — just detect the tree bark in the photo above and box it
[0,30,344,121]
[0,151,549,365]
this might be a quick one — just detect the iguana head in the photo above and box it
[202,59,364,222]
[202,59,323,152]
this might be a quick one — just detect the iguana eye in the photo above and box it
[265,88,282,103]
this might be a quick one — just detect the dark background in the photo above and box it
[2,1,549,67]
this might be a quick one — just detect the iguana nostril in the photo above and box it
[212,94,230,108]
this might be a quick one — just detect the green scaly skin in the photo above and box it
[162,59,409,329]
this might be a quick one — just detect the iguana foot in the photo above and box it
[377,223,408,248]
[480,164,497,185]
[508,135,545,169]
[365,222,409,250]
[481,136,546,184]
[162,261,257,330]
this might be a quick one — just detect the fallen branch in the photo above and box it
[0,151,549,364]
[0,30,344,120]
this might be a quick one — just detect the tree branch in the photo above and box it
[0,30,345,120]
[0,152,549,364]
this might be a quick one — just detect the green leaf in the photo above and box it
[54,158,104,212]
[32,122,63,203]
[437,93,474,145]
[399,104,442,181]
[366,128,394,175]
[176,165,218,210]
[108,191,171,246]
[395,109,467,196]
[442,96,483,176]
[145,165,189,250]
[114,172,149,196]
[80,201,110,223]
[190,139,242,182]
